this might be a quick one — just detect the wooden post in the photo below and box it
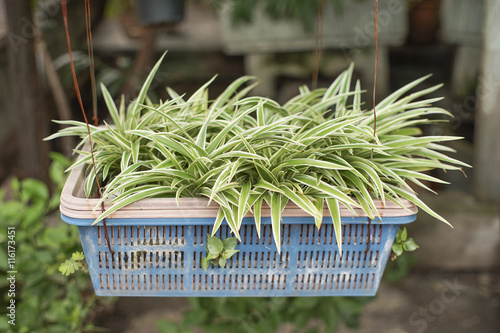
[5,0,50,181]
[475,0,500,202]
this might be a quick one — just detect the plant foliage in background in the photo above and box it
[59,251,87,276]
[213,0,348,30]
[157,296,370,333]
[54,50,128,99]
[202,234,239,271]
[46,53,469,253]
[0,154,104,333]
[392,227,419,258]
[383,250,416,284]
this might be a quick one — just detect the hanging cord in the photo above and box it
[312,0,325,89]
[84,0,114,257]
[371,0,379,150]
[312,0,378,252]
[366,0,379,252]
[85,0,98,126]
[61,0,114,256]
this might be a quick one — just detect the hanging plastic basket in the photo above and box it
[218,0,408,54]
[60,162,417,297]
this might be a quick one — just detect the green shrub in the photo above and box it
[157,296,371,333]
[0,153,105,333]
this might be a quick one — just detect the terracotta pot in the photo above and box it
[409,0,440,44]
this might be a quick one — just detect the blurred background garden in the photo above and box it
[0,0,499,332]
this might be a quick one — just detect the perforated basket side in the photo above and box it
[75,215,414,297]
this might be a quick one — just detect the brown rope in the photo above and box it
[372,0,379,140]
[312,0,325,89]
[83,0,114,255]
[61,0,114,256]
[84,0,98,126]
[366,0,379,252]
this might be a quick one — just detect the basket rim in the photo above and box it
[60,154,418,221]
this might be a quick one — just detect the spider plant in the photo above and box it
[46,54,469,253]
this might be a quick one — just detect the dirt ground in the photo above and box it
[93,271,500,333]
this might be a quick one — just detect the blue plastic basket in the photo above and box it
[60,162,417,297]
[61,215,415,297]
